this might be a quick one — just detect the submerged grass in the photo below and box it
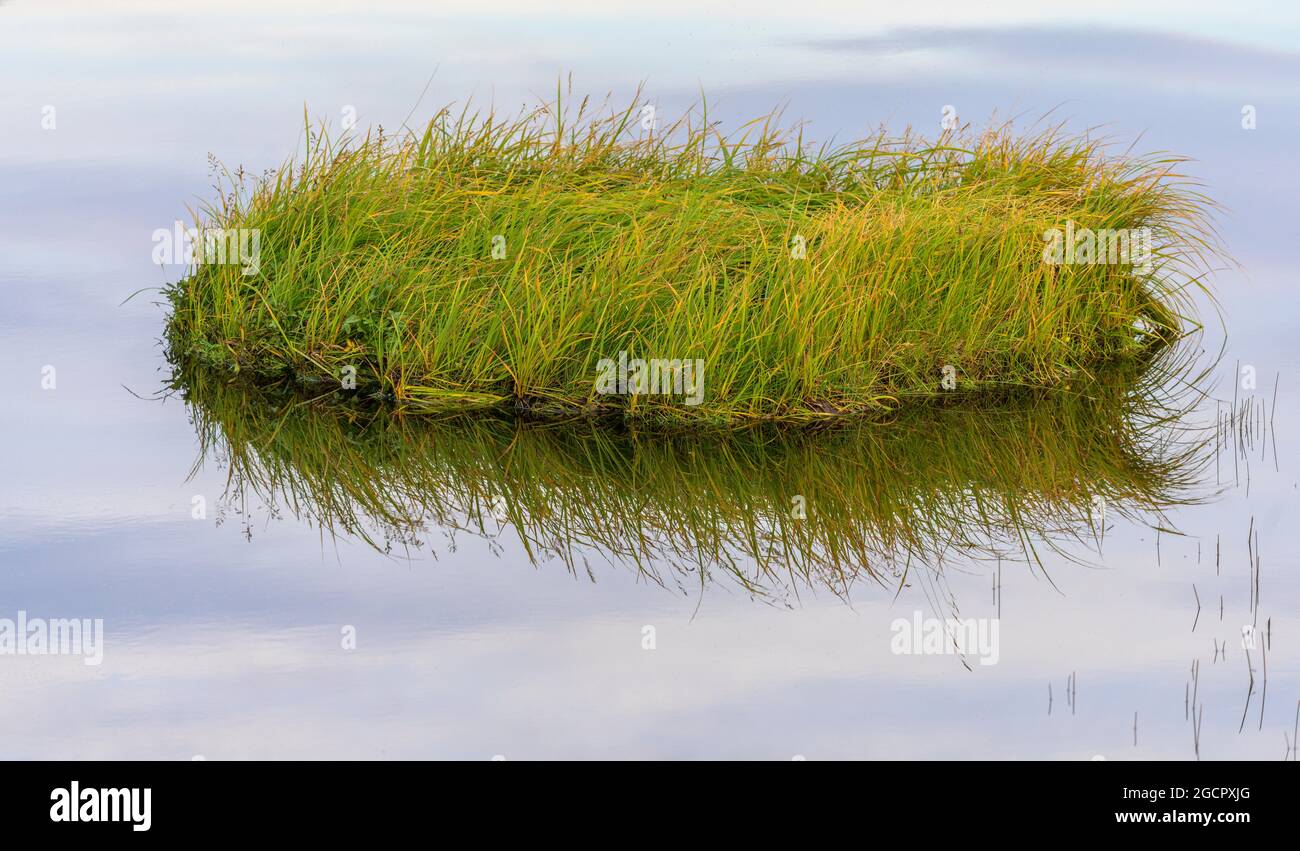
[165,89,1219,425]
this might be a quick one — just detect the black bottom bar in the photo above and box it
[4,760,1284,836]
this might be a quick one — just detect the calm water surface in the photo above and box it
[1,1,1297,759]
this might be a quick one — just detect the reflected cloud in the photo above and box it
[803,26,1300,94]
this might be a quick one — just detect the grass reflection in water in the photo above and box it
[173,350,1214,604]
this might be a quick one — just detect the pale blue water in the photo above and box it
[0,0,1297,759]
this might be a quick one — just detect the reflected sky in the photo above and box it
[0,0,1297,759]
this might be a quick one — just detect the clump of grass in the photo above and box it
[165,89,1218,425]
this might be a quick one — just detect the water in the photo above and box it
[1,0,1297,759]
